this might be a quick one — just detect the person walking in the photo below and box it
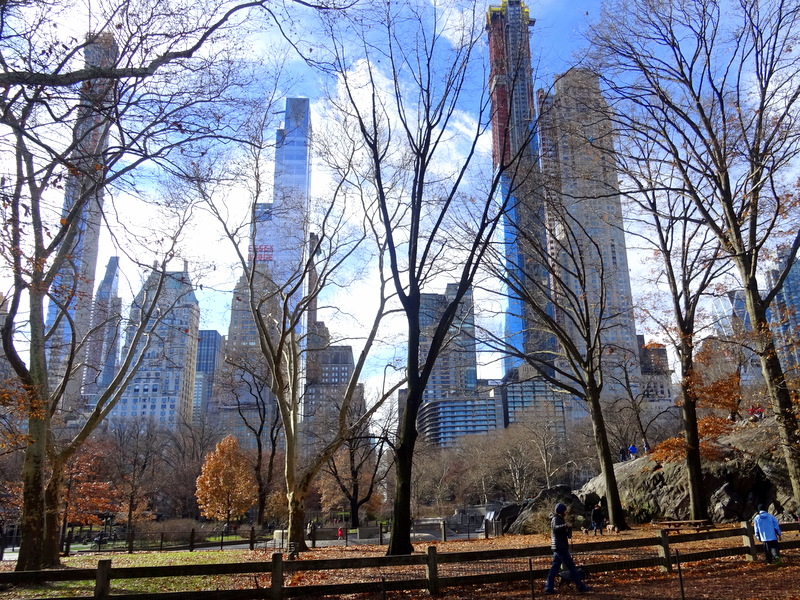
[544,503,590,594]
[753,505,782,564]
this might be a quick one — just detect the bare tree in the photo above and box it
[320,399,392,528]
[104,420,166,552]
[160,414,223,519]
[180,97,400,550]
[589,0,800,509]
[318,0,520,555]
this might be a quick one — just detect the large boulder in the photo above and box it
[507,485,586,535]
[578,418,797,523]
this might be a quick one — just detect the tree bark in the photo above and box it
[585,388,628,530]
[387,433,416,555]
[43,458,67,567]
[678,346,708,521]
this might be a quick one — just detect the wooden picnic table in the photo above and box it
[652,519,714,532]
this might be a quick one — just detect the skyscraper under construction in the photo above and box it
[487,1,553,376]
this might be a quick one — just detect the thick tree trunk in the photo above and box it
[387,438,415,555]
[43,459,66,567]
[16,415,48,571]
[760,344,800,508]
[679,349,708,521]
[586,390,628,530]
[286,490,308,552]
[747,302,800,509]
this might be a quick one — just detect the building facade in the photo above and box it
[219,97,313,449]
[194,330,223,422]
[414,285,503,447]
[109,263,200,428]
[537,69,641,397]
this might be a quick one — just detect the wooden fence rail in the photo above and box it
[2,522,798,599]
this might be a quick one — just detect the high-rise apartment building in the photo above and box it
[537,69,640,394]
[414,285,503,447]
[46,34,119,406]
[637,335,674,405]
[109,263,200,428]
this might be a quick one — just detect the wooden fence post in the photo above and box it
[484,519,489,540]
[426,546,440,596]
[440,520,447,542]
[657,529,672,573]
[379,523,383,545]
[94,559,112,598]
[250,527,256,551]
[741,521,756,562]
[271,552,284,600]
[189,528,195,552]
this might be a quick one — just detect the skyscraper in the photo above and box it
[194,330,223,422]
[414,285,503,447]
[82,256,122,405]
[537,69,640,393]
[487,0,554,375]
[221,98,312,447]
[45,33,119,406]
[109,263,200,428]
[768,252,800,377]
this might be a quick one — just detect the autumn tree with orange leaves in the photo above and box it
[196,436,257,527]
[62,440,119,530]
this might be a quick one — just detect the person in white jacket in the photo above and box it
[753,505,782,564]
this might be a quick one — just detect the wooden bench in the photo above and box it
[652,519,714,532]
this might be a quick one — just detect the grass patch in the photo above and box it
[0,550,263,599]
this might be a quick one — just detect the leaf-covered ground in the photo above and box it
[1,527,798,599]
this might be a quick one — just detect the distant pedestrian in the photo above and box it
[753,505,782,564]
[337,527,344,541]
[628,444,638,460]
[590,504,604,536]
[619,447,627,462]
[544,503,590,594]
[643,440,651,454]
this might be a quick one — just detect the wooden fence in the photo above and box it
[1,522,798,599]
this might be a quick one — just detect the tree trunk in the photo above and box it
[586,390,628,530]
[387,434,415,555]
[286,489,308,552]
[760,342,800,507]
[746,301,800,509]
[16,414,48,571]
[679,349,708,521]
[43,458,67,567]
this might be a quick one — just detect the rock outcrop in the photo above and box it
[508,418,797,533]
[578,417,797,523]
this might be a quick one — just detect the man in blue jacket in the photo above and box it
[753,505,782,565]
[545,503,590,594]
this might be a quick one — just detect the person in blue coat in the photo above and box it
[544,503,590,594]
[753,505,782,564]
